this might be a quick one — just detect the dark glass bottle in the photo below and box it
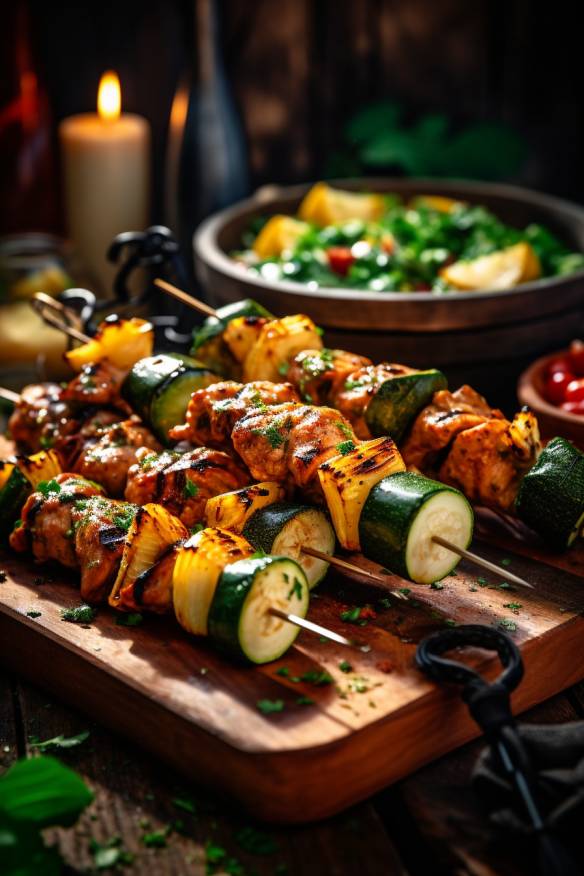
[166,0,249,285]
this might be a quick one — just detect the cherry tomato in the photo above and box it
[326,246,356,277]
[547,356,573,376]
[561,400,584,416]
[564,377,584,403]
[568,340,584,376]
[545,370,575,405]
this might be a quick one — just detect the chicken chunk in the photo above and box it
[63,360,130,411]
[334,363,420,438]
[74,419,161,497]
[286,348,372,406]
[8,383,77,453]
[231,402,357,495]
[125,446,249,528]
[401,385,504,471]
[169,380,300,447]
[439,410,540,511]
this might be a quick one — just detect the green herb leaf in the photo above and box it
[340,606,362,623]
[26,610,42,618]
[336,439,356,456]
[37,479,61,497]
[183,478,199,498]
[300,669,333,686]
[61,605,96,624]
[287,577,304,601]
[339,660,353,673]
[256,699,285,714]
[90,836,134,870]
[172,796,197,815]
[296,696,315,706]
[499,618,518,632]
[30,731,90,752]
[0,755,93,828]
[115,613,143,627]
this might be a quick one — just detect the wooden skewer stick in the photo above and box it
[269,608,370,652]
[154,278,218,318]
[31,293,92,344]
[432,535,534,590]
[0,387,21,405]
[302,546,408,602]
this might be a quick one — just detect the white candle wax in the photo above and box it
[59,111,150,295]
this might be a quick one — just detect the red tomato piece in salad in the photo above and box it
[327,247,356,277]
[545,370,575,405]
[565,378,584,403]
[568,340,584,376]
[561,400,584,416]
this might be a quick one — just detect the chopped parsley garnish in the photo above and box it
[344,378,364,390]
[90,836,134,869]
[300,670,333,686]
[501,557,512,566]
[190,522,204,535]
[249,549,268,559]
[256,699,285,714]
[398,587,411,596]
[39,435,54,449]
[275,666,290,677]
[249,390,268,411]
[340,606,364,624]
[499,618,518,632]
[26,610,42,618]
[61,604,96,624]
[477,576,489,587]
[287,577,304,600]
[278,362,289,376]
[430,581,444,590]
[498,582,512,591]
[183,478,199,498]
[141,826,170,848]
[339,660,353,673]
[296,696,315,706]
[139,453,159,470]
[336,420,354,438]
[172,796,197,814]
[37,479,61,497]
[336,439,356,456]
[503,602,522,612]
[253,424,286,449]
[112,507,136,532]
[444,618,457,627]
[115,612,143,627]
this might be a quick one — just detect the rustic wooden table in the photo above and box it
[2,669,582,875]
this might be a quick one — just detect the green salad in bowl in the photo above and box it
[232,182,584,294]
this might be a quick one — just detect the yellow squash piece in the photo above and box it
[413,195,463,213]
[0,461,15,491]
[223,315,269,364]
[298,182,384,226]
[65,317,154,373]
[109,503,187,611]
[172,527,253,636]
[17,449,62,488]
[205,482,285,533]
[242,314,323,383]
[440,242,541,291]
[318,437,406,551]
[252,216,310,259]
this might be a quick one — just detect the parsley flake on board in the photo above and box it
[256,699,285,714]
[90,836,134,870]
[300,670,333,686]
[115,613,143,627]
[26,610,42,618]
[499,618,518,632]
[30,730,90,752]
[336,439,356,455]
[61,605,96,624]
[339,660,353,673]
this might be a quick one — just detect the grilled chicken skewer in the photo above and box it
[9,472,362,659]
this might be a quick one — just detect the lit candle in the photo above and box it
[59,71,150,295]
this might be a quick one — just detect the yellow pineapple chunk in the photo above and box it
[440,242,541,291]
[252,216,309,258]
[298,182,384,226]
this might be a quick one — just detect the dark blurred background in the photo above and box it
[2,0,583,242]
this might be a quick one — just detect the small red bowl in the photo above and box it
[518,350,584,447]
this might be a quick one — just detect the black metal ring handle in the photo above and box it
[415,624,524,693]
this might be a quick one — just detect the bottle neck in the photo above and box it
[194,0,220,85]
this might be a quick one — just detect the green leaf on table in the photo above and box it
[29,730,90,752]
[0,755,93,828]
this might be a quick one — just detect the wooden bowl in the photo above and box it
[194,178,584,405]
[518,351,584,447]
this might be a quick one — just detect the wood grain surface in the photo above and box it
[1,531,582,823]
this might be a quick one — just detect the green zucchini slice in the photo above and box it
[365,369,447,442]
[0,467,30,543]
[243,502,335,588]
[359,471,474,584]
[122,353,218,443]
[515,437,584,550]
[191,299,274,376]
[208,555,309,663]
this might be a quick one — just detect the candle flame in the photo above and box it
[97,71,121,122]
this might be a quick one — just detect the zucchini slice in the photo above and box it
[365,369,448,442]
[0,449,63,542]
[122,353,218,443]
[243,502,335,588]
[191,299,273,376]
[109,503,187,611]
[205,482,284,533]
[359,472,474,584]
[208,556,309,664]
[515,437,584,550]
[318,437,406,551]
[172,527,253,636]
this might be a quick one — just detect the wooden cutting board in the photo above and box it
[0,528,582,823]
